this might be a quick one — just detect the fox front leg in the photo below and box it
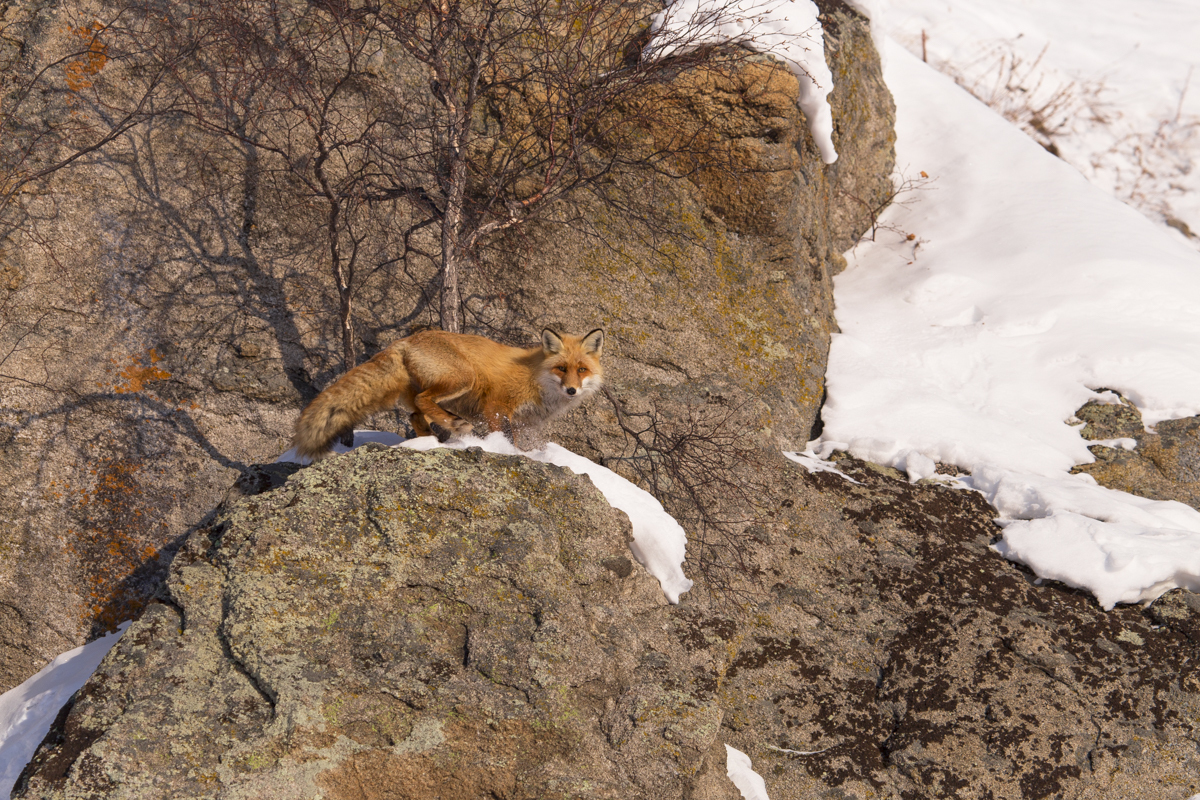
[482,407,521,447]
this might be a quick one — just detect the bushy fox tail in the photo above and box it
[292,346,410,460]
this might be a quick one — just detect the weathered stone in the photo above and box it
[0,0,893,689]
[15,448,735,799]
[17,443,1200,799]
[691,453,1200,799]
[1071,397,1200,510]
[1076,396,1145,441]
[496,2,896,461]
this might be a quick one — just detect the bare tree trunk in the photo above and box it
[315,142,357,367]
[438,114,470,333]
[439,165,464,334]
[338,286,355,367]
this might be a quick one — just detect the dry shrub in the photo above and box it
[600,388,777,603]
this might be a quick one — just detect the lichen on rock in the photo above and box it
[15,447,735,799]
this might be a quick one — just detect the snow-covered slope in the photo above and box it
[813,40,1200,609]
[881,0,1200,249]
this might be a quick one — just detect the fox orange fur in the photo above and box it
[292,328,604,459]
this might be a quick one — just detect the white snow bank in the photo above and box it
[881,0,1200,250]
[644,0,838,163]
[726,744,772,800]
[972,468,1200,610]
[0,624,129,796]
[279,431,693,603]
[816,40,1200,609]
[824,42,1200,478]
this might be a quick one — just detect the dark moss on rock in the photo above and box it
[20,444,1200,799]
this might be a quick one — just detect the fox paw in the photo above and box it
[430,417,473,443]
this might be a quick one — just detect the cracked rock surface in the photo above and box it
[16,446,1200,799]
[15,447,737,800]
[0,0,893,691]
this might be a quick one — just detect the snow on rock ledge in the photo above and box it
[644,0,839,163]
[280,430,693,604]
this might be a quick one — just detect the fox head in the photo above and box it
[541,328,604,399]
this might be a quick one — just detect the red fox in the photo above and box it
[292,328,604,459]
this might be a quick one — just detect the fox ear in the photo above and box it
[581,329,604,355]
[541,329,564,354]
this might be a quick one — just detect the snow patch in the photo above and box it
[0,624,129,797]
[783,449,862,485]
[969,467,1200,609]
[726,744,772,800]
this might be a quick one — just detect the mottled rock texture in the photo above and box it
[6,0,1200,795]
[16,447,1200,799]
[0,0,893,690]
[1072,396,1200,511]
[16,447,734,799]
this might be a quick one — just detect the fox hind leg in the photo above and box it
[413,386,473,442]
[408,410,469,441]
[409,412,432,438]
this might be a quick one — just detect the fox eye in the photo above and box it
[578,367,588,374]
[554,366,566,373]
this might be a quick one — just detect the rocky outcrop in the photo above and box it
[16,446,1200,799]
[503,1,897,461]
[1071,396,1200,510]
[0,0,893,691]
[16,447,736,799]
[8,1,1199,795]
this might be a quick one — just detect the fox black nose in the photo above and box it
[566,387,577,396]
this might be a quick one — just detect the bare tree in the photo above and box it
[153,0,760,349]
[352,0,758,333]
[33,0,776,368]
[600,387,778,601]
[148,0,399,368]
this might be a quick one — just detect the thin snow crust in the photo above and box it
[725,744,772,800]
[644,0,839,163]
[279,431,693,604]
[783,449,862,485]
[0,624,128,797]
[816,39,1200,609]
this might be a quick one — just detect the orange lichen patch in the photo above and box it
[55,456,179,634]
[64,21,108,93]
[97,349,172,394]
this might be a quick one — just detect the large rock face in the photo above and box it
[0,0,894,689]
[503,3,897,460]
[16,447,1200,799]
[15,447,736,799]
[7,2,1200,796]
